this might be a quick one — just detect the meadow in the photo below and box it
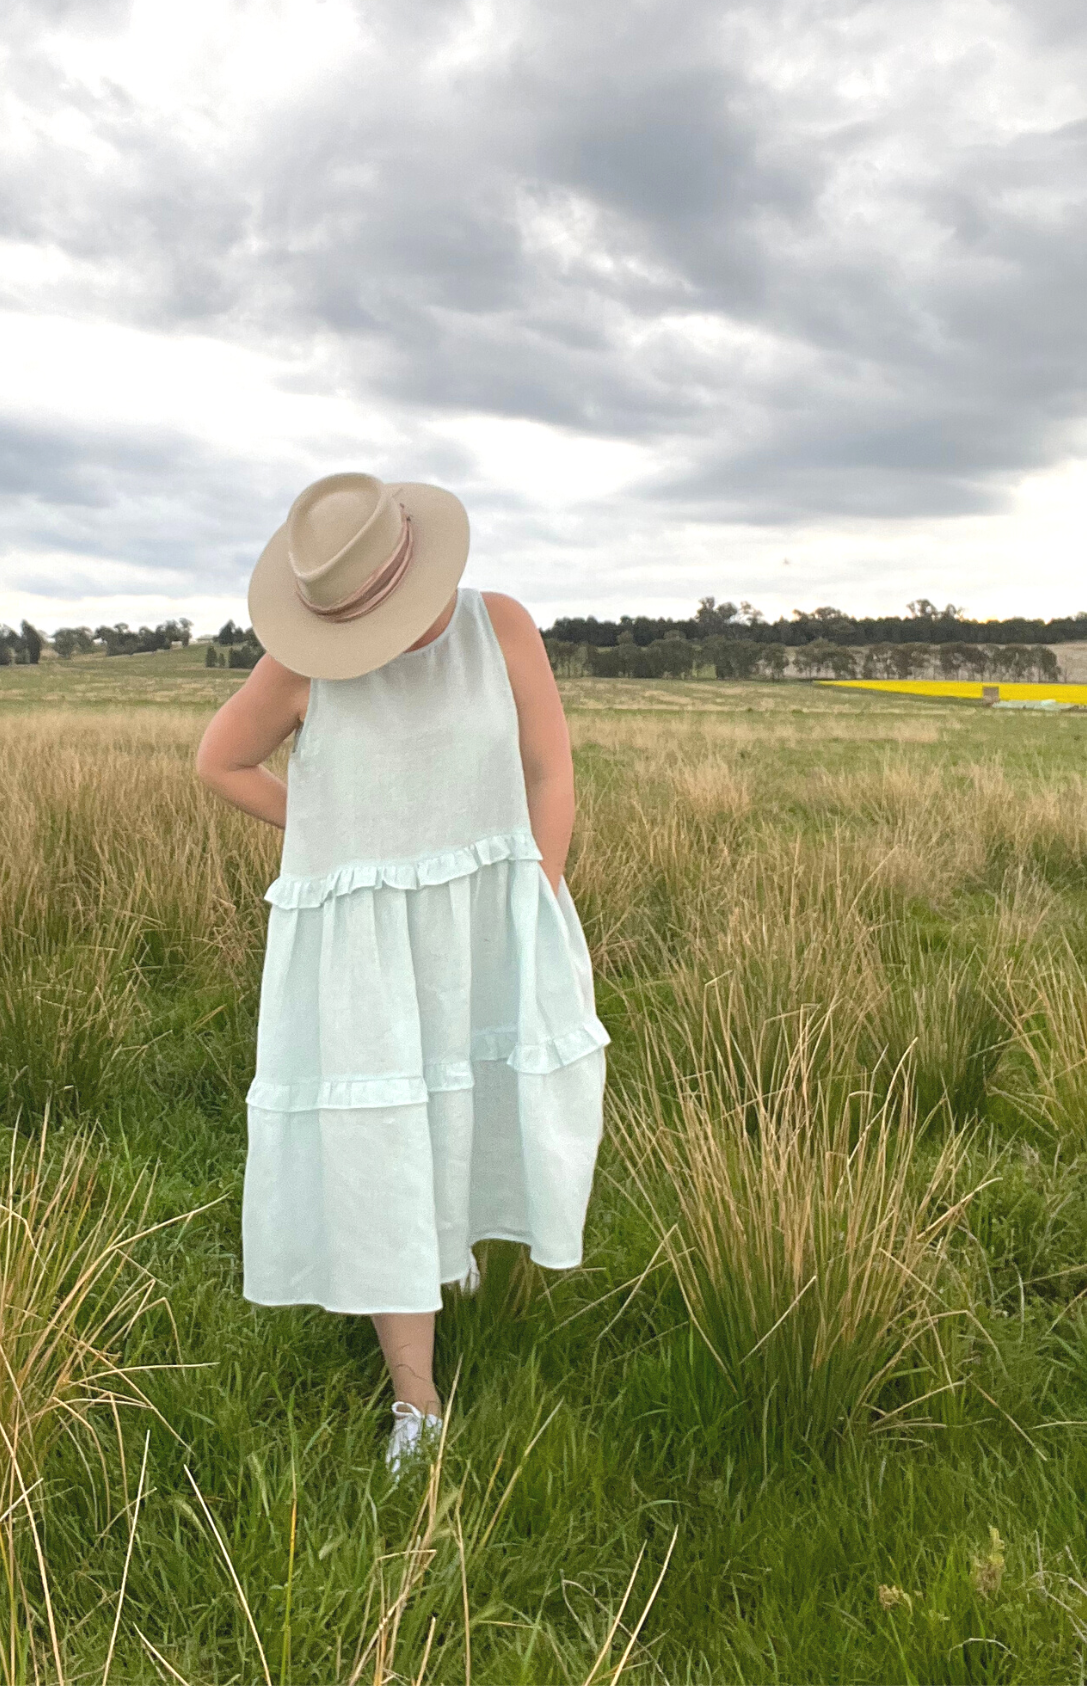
[3,649,1087,1683]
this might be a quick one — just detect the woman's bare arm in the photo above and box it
[195,655,309,829]
[481,592,573,895]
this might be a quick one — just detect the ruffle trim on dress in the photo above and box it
[245,1016,611,1112]
[264,829,544,907]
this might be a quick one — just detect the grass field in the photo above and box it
[4,651,1087,1683]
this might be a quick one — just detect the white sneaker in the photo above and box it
[385,1400,442,1480]
[457,1248,481,1295]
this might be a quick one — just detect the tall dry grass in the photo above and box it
[1000,939,1087,1152]
[0,1108,204,1683]
[610,996,984,1451]
[0,713,281,1121]
[0,711,279,960]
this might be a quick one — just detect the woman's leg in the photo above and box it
[371,1312,442,1416]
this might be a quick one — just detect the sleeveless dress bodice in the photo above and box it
[273,585,541,887]
[240,586,611,1315]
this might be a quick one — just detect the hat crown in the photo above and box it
[287,473,405,610]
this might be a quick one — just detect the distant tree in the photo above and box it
[178,617,192,647]
[1018,644,1056,682]
[205,644,219,668]
[586,640,654,677]
[625,642,654,677]
[218,619,240,646]
[51,626,95,659]
[543,637,581,676]
[699,636,724,676]
[938,642,967,681]
[997,643,1058,682]
[959,645,989,680]
[888,643,927,680]
[793,606,852,646]
[704,637,760,679]
[90,619,194,657]
[862,643,895,679]
[226,626,265,671]
[645,636,696,678]
[694,596,739,637]
[755,643,789,680]
[95,622,136,656]
[584,645,619,677]
[824,646,858,679]
[793,639,839,678]
[20,620,42,664]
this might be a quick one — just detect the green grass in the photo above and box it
[0,643,245,709]
[3,678,1087,1682]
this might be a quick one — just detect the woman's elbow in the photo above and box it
[524,759,574,793]
[194,732,224,788]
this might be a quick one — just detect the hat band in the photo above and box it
[295,505,414,623]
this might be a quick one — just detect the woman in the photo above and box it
[196,472,610,1479]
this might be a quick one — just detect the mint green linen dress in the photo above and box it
[241,586,611,1315]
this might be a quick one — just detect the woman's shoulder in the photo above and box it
[479,591,540,646]
[254,651,311,726]
[478,591,558,716]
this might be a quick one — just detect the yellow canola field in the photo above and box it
[818,679,1087,704]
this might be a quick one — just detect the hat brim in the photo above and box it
[248,482,470,679]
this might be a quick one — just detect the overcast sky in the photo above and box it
[2,0,1085,638]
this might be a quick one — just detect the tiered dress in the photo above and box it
[241,585,611,1315]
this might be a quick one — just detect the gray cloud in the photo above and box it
[1,0,1086,611]
[0,417,294,590]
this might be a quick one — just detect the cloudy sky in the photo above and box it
[2,0,1085,639]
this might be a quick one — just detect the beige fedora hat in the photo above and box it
[248,472,470,680]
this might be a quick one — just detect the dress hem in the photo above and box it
[242,1234,585,1316]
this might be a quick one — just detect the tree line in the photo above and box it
[541,596,1087,650]
[542,632,1063,683]
[0,617,264,668]
[0,619,195,663]
[203,621,264,670]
